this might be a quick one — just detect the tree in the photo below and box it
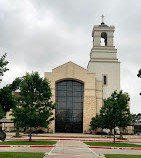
[137,69,141,95]
[0,53,9,83]
[0,106,4,119]
[100,91,132,143]
[0,53,9,119]
[137,69,141,78]
[11,72,55,141]
[90,115,102,134]
[132,113,141,123]
[0,86,16,118]
[131,113,141,134]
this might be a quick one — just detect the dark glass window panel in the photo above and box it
[67,81,73,90]
[73,123,82,133]
[56,110,66,117]
[57,91,67,97]
[73,110,82,118]
[56,102,66,109]
[56,81,66,86]
[73,91,82,97]
[56,123,65,126]
[57,85,66,91]
[73,97,82,102]
[73,117,82,123]
[73,82,82,86]
[66,110,73,118]
[57,97,66,102]
[66,117,73,122]
[81,86,84,92]
[56,80,83,133]
[67,97,72,102]
[73,85,82,91]
[55,117,66,123]
[55,124,65,132]
[67,91,73,96]
[104,75,107,85]
[67,102,72,109]
[73,102,82,110]
[64,123,73,133]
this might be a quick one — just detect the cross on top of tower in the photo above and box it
[101,14,105,23]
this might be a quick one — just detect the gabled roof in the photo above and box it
[52,61,87,71]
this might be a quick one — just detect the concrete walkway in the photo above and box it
[44,140,105,158]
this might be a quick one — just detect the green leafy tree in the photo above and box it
[0,53,9,118]
[0,53,9,83]
[131,113,141,134]
[132,113,141,123]
[0,86,16,116]
[100,91,132,143]
[0,106,4,119]
[90,115,103,134]
[11,72,55,141]
[137,69,141,78]
[137,69,141,95]
[9,77,21,91]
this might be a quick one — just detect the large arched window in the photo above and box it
[55,80,84,133]
[100,32,107,46]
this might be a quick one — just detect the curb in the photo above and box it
[0,145,54,148]
[89,146,141,150]
[6,138,141,143]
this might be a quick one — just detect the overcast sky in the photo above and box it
[0,0,141,114]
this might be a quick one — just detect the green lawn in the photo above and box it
[105,154,141,158]
[0,140,56,145]
[0,152,44,158]
[84,142,141,147]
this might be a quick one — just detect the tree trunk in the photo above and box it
[108,128,113,137]
[101,128,103,136]
[0,124,2,131]
[29,127,32,142]
[16,127,19,137]
[110,128,113,135]
[119,127,123,139]
[113,128,116,144]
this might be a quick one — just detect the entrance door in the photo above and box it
[55,80,83,133]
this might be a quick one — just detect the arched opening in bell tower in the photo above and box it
[100,32,107,46]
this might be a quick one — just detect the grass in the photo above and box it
[0,152,44,158]
[84,142,141,147]
[105,154,141,158]
[0,140,56,145]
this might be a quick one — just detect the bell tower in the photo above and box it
[87,16,120,99]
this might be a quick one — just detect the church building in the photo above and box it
[45,21,120,133]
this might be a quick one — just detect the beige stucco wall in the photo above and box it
[95,81,103,114]
[88,25,120,99]
[92,25,115,47]
[45,61,102,133]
